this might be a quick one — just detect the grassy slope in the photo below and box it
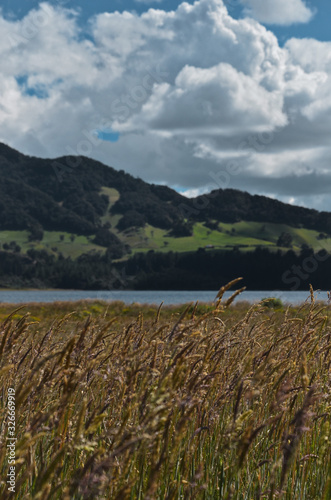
[1,222,331,259]
[0,231,104,259]
[99,188,331,254]
[121,221,331,254]
[1,186,331,258]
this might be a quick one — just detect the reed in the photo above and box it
[0,284,330,499]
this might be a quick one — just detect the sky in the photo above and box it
[0,0,331,210]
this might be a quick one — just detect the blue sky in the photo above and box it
[2,0,330,42]
[271,0,331,43]
[1,0,331,211]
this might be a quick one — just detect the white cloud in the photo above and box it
[123,62,287,135]
[0,0,331,210]
[286,38,331,73]
[181,187,210,198]
[241,0,314,26]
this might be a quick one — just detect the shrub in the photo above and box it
[262,297,284,309]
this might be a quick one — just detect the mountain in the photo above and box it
[0,142,331,290]
[1,141,331,255]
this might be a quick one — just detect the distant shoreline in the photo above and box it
[0,289,328,307]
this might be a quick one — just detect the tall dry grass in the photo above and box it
[0,281,330,499]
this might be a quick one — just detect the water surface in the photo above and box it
[0,290,328,305]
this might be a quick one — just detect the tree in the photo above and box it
[277,232,293,248]
[168,221,193,237]
[116,211,146,231]
[94,227,126,259]
[28,223,44,242]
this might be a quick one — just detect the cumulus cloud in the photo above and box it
[123,63,287,134]
[241,0,315,26]
[0,0,330,210]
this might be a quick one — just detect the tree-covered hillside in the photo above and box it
[1,142,331,289]
[1,142,331,243]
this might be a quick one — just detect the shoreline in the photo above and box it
[0,289,329,308]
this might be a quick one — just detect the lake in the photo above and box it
[0,290,329,305]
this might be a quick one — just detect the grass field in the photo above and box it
[0,282,330,499]
[1,219,331,260]
[0,231,104,259]
[126,221,331,255]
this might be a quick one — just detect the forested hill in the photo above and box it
[1,141,331,259]
[0,142,183,236]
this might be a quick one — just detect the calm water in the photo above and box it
[0,290,329,305]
